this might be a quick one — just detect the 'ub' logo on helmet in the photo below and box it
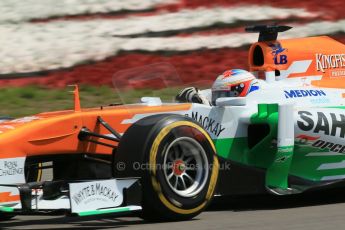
[268,42,288,65]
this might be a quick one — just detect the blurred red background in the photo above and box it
[1,0,345,89]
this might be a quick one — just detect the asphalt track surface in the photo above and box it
[2,189,345,230]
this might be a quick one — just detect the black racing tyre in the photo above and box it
[115,114,219,221]
[0,213,15,221]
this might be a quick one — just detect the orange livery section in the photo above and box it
[0,103,192,158]
[0,192,20,203]
[248,36,345,83]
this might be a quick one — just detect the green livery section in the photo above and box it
[76,207,131,217]
[0,206,14,213]
[212,103,345,192]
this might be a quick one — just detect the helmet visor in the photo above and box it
[212,83,245,105]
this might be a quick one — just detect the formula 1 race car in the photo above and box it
[2,25,345,222]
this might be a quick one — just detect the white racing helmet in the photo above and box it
[211,69,259,105]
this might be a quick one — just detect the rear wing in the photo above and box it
[245,25,292,42]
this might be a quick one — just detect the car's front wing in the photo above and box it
[0,178,142,217]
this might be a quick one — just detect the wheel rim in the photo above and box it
[163,137,209,198]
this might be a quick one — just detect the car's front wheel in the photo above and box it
[116,114,219,221]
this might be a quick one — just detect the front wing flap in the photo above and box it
[0,178,142,217]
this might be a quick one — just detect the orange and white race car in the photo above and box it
[2,25,345,222]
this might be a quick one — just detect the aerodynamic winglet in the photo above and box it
[245,25,292,42]
[68,85,81,112]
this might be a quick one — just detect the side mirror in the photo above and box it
[216,97,247,106]
[141,97,162,106]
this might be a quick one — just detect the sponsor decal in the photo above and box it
[316,53,345,73]
[284,89,326,99]
[278,146,294,153]
[69,179,123,213]
[0,158,25,180]
[297,111,345,138]
[269,42,288,65]
[296,134,320,145]
[0,158,25,205]
[310,97,330,105]
[312,139,345,154]
[188,112,225,137]
[331,69,345,77]
[72,183,119,205]
[0,160,24,177]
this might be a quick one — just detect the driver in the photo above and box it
[176,69,259,105]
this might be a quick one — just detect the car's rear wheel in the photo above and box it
[115,114,219,221]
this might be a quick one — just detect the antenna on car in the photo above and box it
[245,24,292,42]
[68,85,81,112]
